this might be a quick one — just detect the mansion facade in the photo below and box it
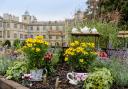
[0,11,84,46]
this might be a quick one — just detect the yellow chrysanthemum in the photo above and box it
[32,48,35,50]
[23,46,27,48]
[44,41,48,45]
[79,59,84,63]
[81,43,87,47]
[26,38,33,43]
[74,41,79,45]
[35,36,43,39]
[36,48,40,52]
[83,51,88,55]
[64,57,68,61]
[27,43,32,47]
[70,42,75,47]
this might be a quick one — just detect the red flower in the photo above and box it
[44,52,53,61]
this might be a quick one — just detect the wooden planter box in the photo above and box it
[0,76,29,89]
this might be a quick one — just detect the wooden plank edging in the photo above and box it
[0,75,29,89]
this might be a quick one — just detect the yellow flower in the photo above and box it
[83,51,88,55]
[27,43,32,47]
[79,59,84,63]
[35,36,43,39]
[26,38,33,43]
[36,48,40,52]
[70,42,75,47]
[74,41,79,45]
[76,47,84,53]
[44,41,48,45]
[32,48,35,50]
[87,43,95,48]
[81,43,87,47]
[23,46,27,48]
[64,57,68,61]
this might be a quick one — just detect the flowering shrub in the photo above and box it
[22,36,49,69]
[64,41,97,71]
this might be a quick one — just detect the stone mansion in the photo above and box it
[0,11,84,46]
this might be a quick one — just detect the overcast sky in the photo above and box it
[0,0,87,21]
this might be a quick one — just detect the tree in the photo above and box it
[3,40,11,48]
[98,0,128,28]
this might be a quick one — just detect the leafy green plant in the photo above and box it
[6,60,28,81]
[73,20,119,48]
[0,56,11,75]
[88,58,128,87]
[84,68,113,89]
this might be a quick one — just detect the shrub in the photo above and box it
[83,68,113,89]
[64,41,97,71]
[3,40,11,48]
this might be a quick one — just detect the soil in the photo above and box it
[29,63,83,89]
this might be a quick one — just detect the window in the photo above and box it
[0,22,2,27]
[20,34,23,39]
[0,31,2,38]
[24,34,27,39]
[7,31,10,38]
[20,24,23,29]
[56,26,59,30]
[50,26,52,30]
[30,35,33,38]
[56,36,59,39]
[3,22,6,28]
[24,17,27,20]
[43,35,46,39]
[37,26,39,31]
[14,23,17,28]
[24,25,27,29]
[14,33,17,38]
[7,23,10,28]
[43,26,46,30]
[30,26,33,30]
[49,36,52,39]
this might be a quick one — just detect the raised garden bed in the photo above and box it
[0,76,28,89]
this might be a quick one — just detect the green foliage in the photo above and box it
[98,0,128,27]
[84,68,113,89]
[0,56,11,75]
[13,39,21,49]
[6,60,28,80]
[88,58,128,87]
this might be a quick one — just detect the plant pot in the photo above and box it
[30,69,47,81]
